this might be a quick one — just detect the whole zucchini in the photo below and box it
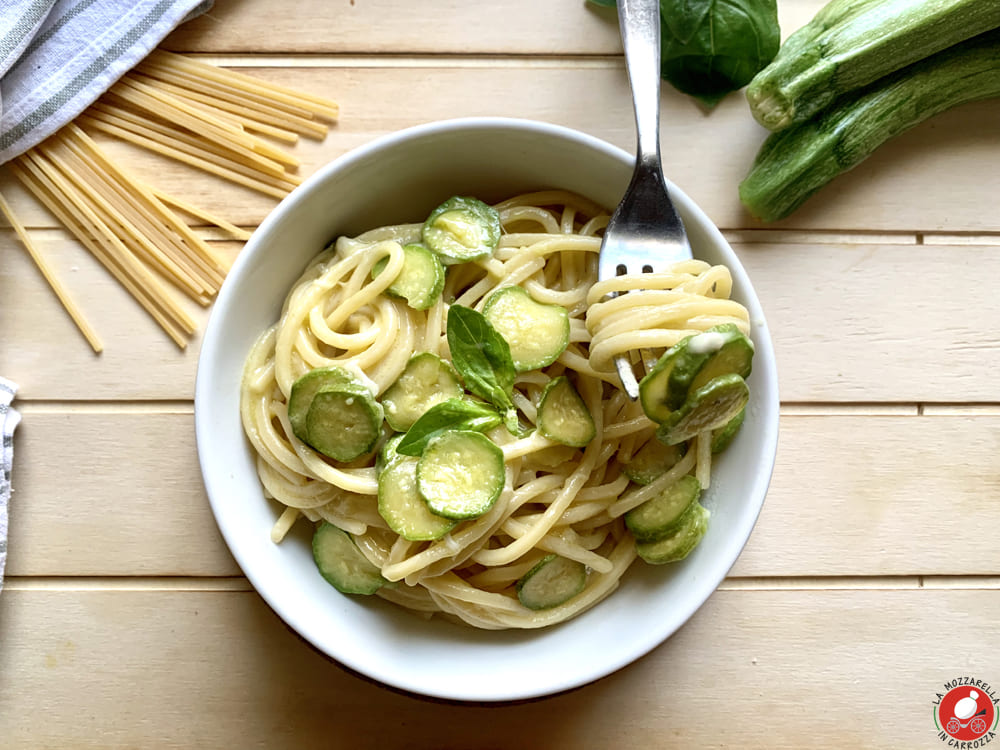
[747,0,1000,131]
[739,27,1000,222]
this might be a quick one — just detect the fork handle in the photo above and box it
[618,0,662,168]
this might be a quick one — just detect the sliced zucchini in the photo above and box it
[371,243,446,310]
[656,373,750,446]
[639,324,753,425]
[312,522,386,594]
[687,324,754,394]
[635,503,710,565]
[638,337,691,423]
[381,352,463,432]
[515,554,587,611]
[287,366,369,443]
[305,386,384,462]
[395,398,501,457]
[623,438,687,485]
[536,376,595,448]
[416,430,505,520]
[711,406,746,454]
[378,457,457,541]
[482,286,570,371]
[375,432,404,476]
[625,475,702,543]
[422,196,501,265]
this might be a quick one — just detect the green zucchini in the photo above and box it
[378,457,458,541]
[623,438,687,486]
[657,373,749,446]
[740,28,1000,222]
[635,502,710,565]
[536,376,595,448]
[312,522,386,594]
[515,554,587,610]
[381,352,463,432]
[287,366,369,444]
[625,475,702,544]
[422,196,501,265]
[746,0,1000,132]
[416,430,505,520]
[305,386,384,462]
[371,243,445,310]
[482,286,570,372]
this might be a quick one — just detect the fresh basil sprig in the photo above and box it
[396,398,501,457]
[587,0,779,108]
[446,305,525,435]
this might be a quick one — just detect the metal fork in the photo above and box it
[598,0,693,399]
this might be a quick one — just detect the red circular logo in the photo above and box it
[938,685,996,741]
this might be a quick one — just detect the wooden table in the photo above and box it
[2,0,999,746]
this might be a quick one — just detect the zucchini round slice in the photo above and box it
[287,366,369,444]
[686,324,754,393]
[483,286,570,371]
[305,386,384,462]
[536,376,595,448]
[381,352,463,432]
[711,406,746,454]
[416,430,505,519]
[312,522,385,594]
[637,338,690,423]
[623,438,687,486]
[516,554,587,611]
[378,458,457,541]
[656,373,749,446]
[625,475,702,543]
[422,196,501,265]
[635,502,710,565]
[371,243,445,311]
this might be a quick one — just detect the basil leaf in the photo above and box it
[588,0,779,108]
[396,399,501,457]
[659,0,780,108]
[446,305,517,412]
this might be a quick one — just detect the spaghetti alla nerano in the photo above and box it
[240,190,752,630]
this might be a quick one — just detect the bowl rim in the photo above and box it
[195,116,780,702]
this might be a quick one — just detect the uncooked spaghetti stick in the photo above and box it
[63,124,231,286]
[15,151,196,346]
[148,50,339,121]
[112,76,297,173]
[38,137,209,299]
[11,160,191,348]
[149,187,252,241]
[88,102,300,190]
[78,114,292,199]
[0,189,103,353]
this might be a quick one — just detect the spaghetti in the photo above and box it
[240,191,750,629]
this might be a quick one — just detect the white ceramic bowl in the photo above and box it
[195,117,779,703]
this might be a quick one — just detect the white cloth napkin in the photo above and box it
[0,378,21,593]
[0,0,213,165]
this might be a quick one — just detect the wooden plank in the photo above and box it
[4,63,999,234]
[6,411,1000,577]
[735,242,1000,403]
[0,230,241,399]
[1,586,997,748]
[163,0,825,54]
[4,231,999,402]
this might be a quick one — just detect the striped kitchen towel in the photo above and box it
[0,378,21,593]
[0,0,213,165]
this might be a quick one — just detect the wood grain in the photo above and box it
[162,0,827,54]
[1,586,996,748]
[3,233,998,402]
[3,64,999,234]
[7,411,1000,577]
